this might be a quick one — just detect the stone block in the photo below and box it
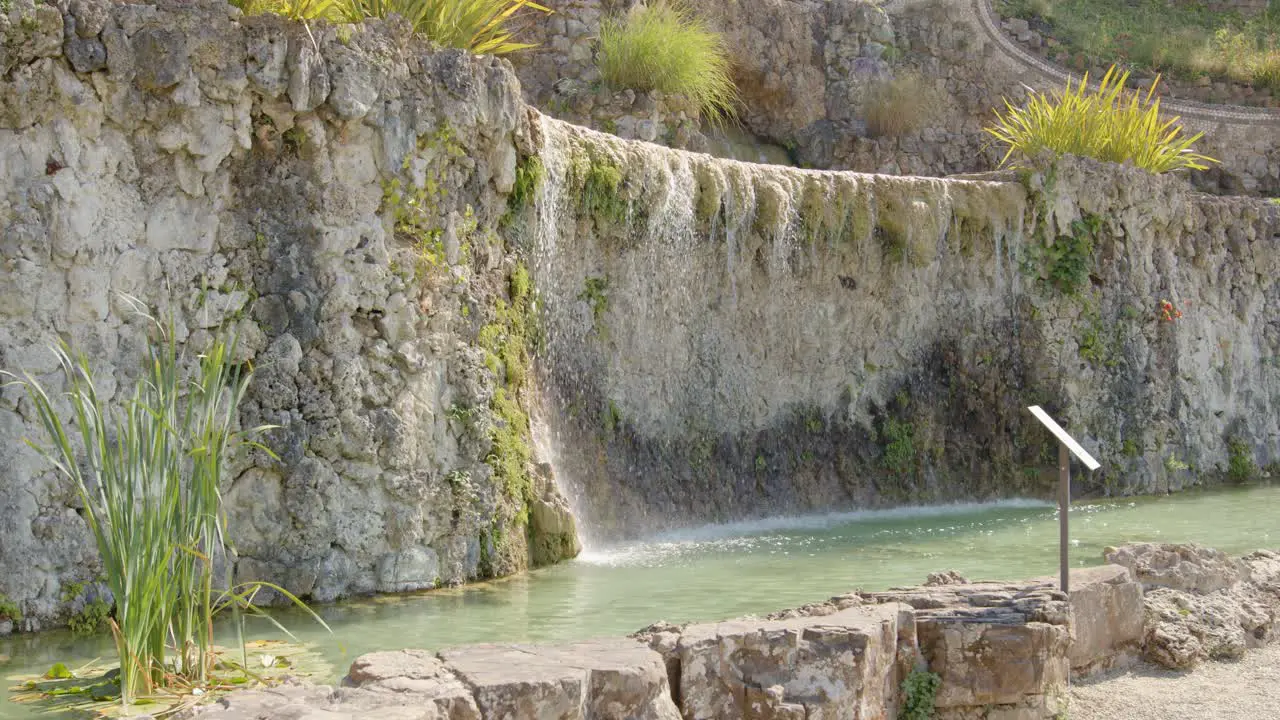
[919,619,1068,714]
[676,603,907,719]
[440,638,681,720]
[1062,565,1144,677]
[343,649,481,718]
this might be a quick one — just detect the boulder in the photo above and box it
[924,571,969,587]
[1104,543,1243,594]
[1106,544,1280,670]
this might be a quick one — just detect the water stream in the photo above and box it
[3,483,1276,716]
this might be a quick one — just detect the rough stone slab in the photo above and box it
[676,603,909,720]
[439,637,680,720]
[864,577,1070,717]
[186,676,480,720]
[1028,565,1143,677]
[343,649,482,718]
[919,619,1068,714]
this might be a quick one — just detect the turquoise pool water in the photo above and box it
[2,483,1276,716]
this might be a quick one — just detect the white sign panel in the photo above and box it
[1027,406,1101,471]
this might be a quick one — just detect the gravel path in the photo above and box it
[1071,643,1280,720]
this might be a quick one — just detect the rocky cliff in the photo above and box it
[2,0,1278,630]
[0,0,578,629]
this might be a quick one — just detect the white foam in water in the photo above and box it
[577,498,1054,566]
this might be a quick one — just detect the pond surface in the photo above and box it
[2,483,1277,716]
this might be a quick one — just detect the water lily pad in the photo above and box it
[7,641,333,718]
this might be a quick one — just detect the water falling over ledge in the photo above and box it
[509,113,1279,548]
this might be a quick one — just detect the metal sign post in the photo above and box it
[1027,406,1100,594]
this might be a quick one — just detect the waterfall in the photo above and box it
[523,113,1030,541]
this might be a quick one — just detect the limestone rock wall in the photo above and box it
[0,0,578,629]
[527,118,1280,539]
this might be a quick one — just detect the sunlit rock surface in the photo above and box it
[2,0,1279,630]
[0,0,578,629]
[1106,543,1280,669]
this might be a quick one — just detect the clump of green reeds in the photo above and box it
[6,297,325,706]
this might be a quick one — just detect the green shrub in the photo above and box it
[1227,437,1257,483]
[7,298,326,705]
[597,0,739,123]
[882,418,916,476]
[899,668,941,720]
[0,594,20,622]
[985,65,1217,173]
[62,582,112,637]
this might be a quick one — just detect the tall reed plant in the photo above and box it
[985,66,1217,173]
[597,0,739,124]
[6,299,323,705]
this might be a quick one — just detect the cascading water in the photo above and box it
[521,112,1037,544]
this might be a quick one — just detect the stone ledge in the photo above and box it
[183,547,1278,720]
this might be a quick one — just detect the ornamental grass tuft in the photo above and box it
[230,0,551,56]
[985,65,1218,173]
[597,0,739,124]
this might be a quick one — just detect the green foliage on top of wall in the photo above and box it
[986,65,1217,173]
[231,0,551,56]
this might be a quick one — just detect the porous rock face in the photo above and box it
[531,117,1280,541]
[1106,543,1280,669]
[1056,564,1145,676]
[0,0,579,629]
